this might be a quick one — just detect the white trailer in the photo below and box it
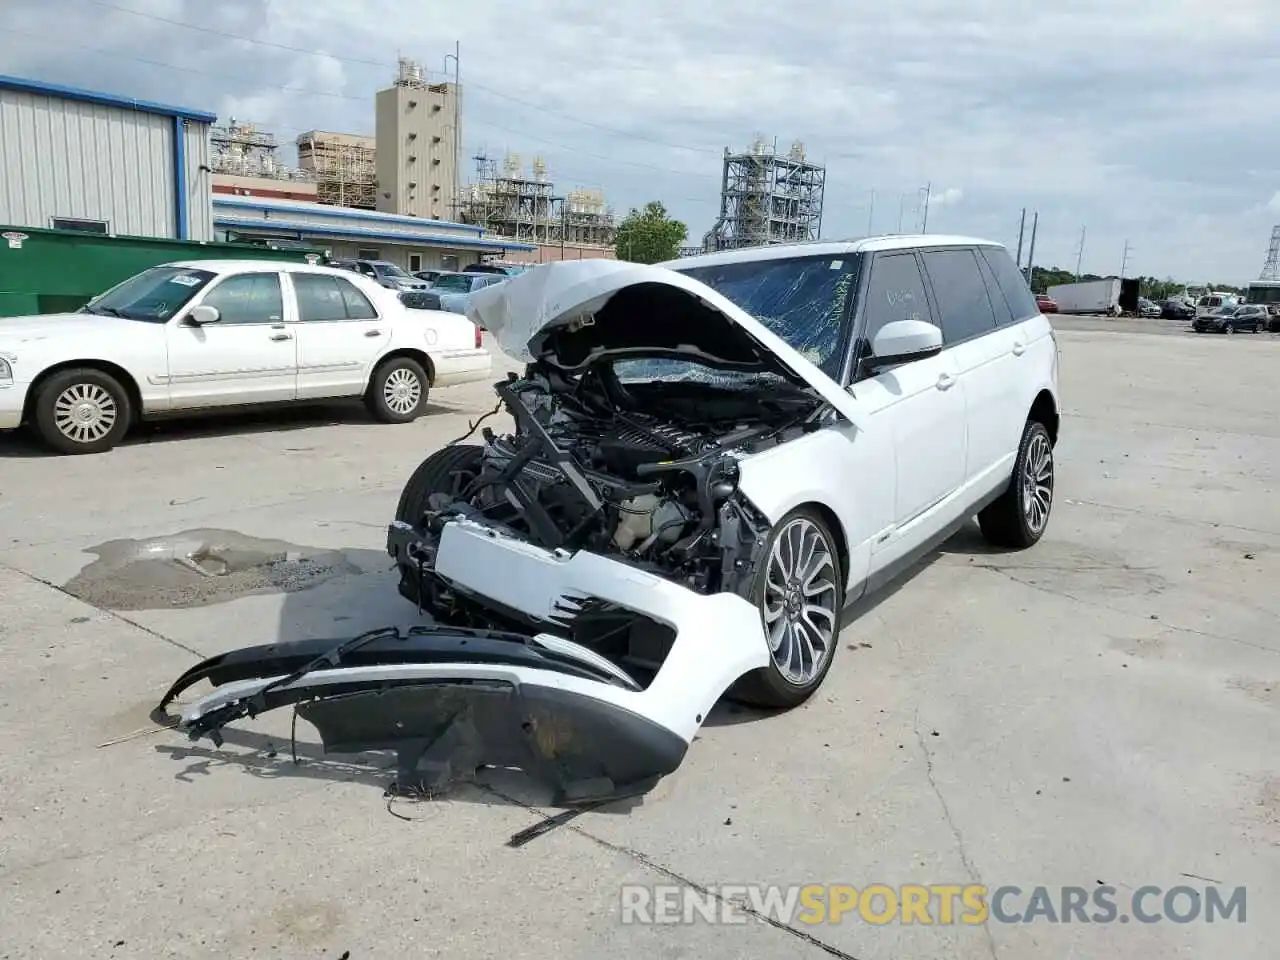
[1047,278,1122,315]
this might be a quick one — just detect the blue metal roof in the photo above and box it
[213,195,483,234]
[0,74,217,123]
[214,216,536,252]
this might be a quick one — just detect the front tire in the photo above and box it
[734,507,844,709]
[367,356,429,424]
[978,419,1054,548]
[33,367,131,454]
[394,444,484,606]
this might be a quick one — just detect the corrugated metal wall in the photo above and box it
[181,118,213,241]
[0,89,212,241]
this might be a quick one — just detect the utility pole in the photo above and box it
[1015,208,1027,268]
[897,193,906,233]
[1120,239,1131,278]
[1025,211,1039,288]
[559,200,566,260]
[920,182,932,233]
[1074,226,1087,280]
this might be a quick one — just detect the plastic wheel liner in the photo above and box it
[157,545,771,804]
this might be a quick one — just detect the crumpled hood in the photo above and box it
[0,312,134,343]
[465,260,863,426]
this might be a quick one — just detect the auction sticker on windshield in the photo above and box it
[169,274,203,286]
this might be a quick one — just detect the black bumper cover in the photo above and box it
[155,626,687,805]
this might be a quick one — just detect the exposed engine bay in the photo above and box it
[401,358,830,628]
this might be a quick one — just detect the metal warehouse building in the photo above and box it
[0,75,215,241]
[213,195,535,272]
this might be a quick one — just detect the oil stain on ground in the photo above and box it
[62,528,362,611]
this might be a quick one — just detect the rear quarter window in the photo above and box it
[978,247,1040,323]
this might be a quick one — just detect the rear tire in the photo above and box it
[33,367,131,455]
[394,444,485,605]
[733,507,845,709]
[367,356,429,424]
[978,420,1054,549]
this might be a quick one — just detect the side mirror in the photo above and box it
[869,319,942,367]
[187,305,221,326]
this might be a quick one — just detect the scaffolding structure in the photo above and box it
[459,153,616,247]
[210,120,312,181]
[1261,225,1280,281]
[703,136,826,251]
[296,130,377,209]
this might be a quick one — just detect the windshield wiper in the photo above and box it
[84,305,126,317]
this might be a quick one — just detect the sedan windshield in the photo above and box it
[81,266,217,322]
[373,262,411,279]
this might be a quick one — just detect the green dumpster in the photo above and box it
[0,226,325,318]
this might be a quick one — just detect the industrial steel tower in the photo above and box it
[1260,225,1280,281]
[703,136,826,251]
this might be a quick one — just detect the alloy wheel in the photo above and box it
[383,368,423,415]
[53,382,118,445]
[1021,431,1054,535]
[762,517,839,685]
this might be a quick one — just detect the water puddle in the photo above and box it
[62,528,362,610]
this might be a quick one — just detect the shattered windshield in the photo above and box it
[671,254,860,380]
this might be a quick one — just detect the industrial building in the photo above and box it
[459,153,617,264]
[703,136,826,251]
[212,194,533,271]
[297,130,377,209]
[0,74,214,241]
[211,119,317,202]
[375,58,461,221]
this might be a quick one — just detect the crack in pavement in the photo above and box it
[479,784,865,959]
[912,708,1000,960]
[965,563,1280,657]
[1,561,206,659]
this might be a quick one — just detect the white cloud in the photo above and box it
[1,0,1276,280]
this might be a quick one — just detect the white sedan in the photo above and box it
[0,260,492,454]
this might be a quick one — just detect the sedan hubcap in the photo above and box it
[53,383,117,444]
[383,368,422,415]
[762,518,839,685]
[1022,432,1053,535]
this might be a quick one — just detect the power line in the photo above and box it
[0,24,721,181]
[82,0,740,157]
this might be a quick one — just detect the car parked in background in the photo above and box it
[1195,294,1239,320]
[1161,298,1195,320]
[1192,304,1265,334]
[1035,293,1059,313]
[413,269,445,285]
[0,261,491,454]
[1137,297,1161,318]
[431,271,510,317]
[330,259,432,293]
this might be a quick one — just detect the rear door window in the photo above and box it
[920,249,999,345]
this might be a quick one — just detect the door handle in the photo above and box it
[364,329,384,337]
[1012,341,1026,356]
[269,332,293,341]
[936,372,955,390]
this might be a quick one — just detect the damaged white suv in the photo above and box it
[163,237,1059,805]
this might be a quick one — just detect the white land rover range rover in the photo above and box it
[165,236,1061,805]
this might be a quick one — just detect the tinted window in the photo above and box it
[976,252,1015,326]
[673,255,860,378]
[859,252,933,354]
[979,246,1039,321]
[293,274,350,322]
[201,273,284,324]
[921,249,998,344]
[337,278,378,319]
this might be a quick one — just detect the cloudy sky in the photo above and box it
[3,0,1277,282]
